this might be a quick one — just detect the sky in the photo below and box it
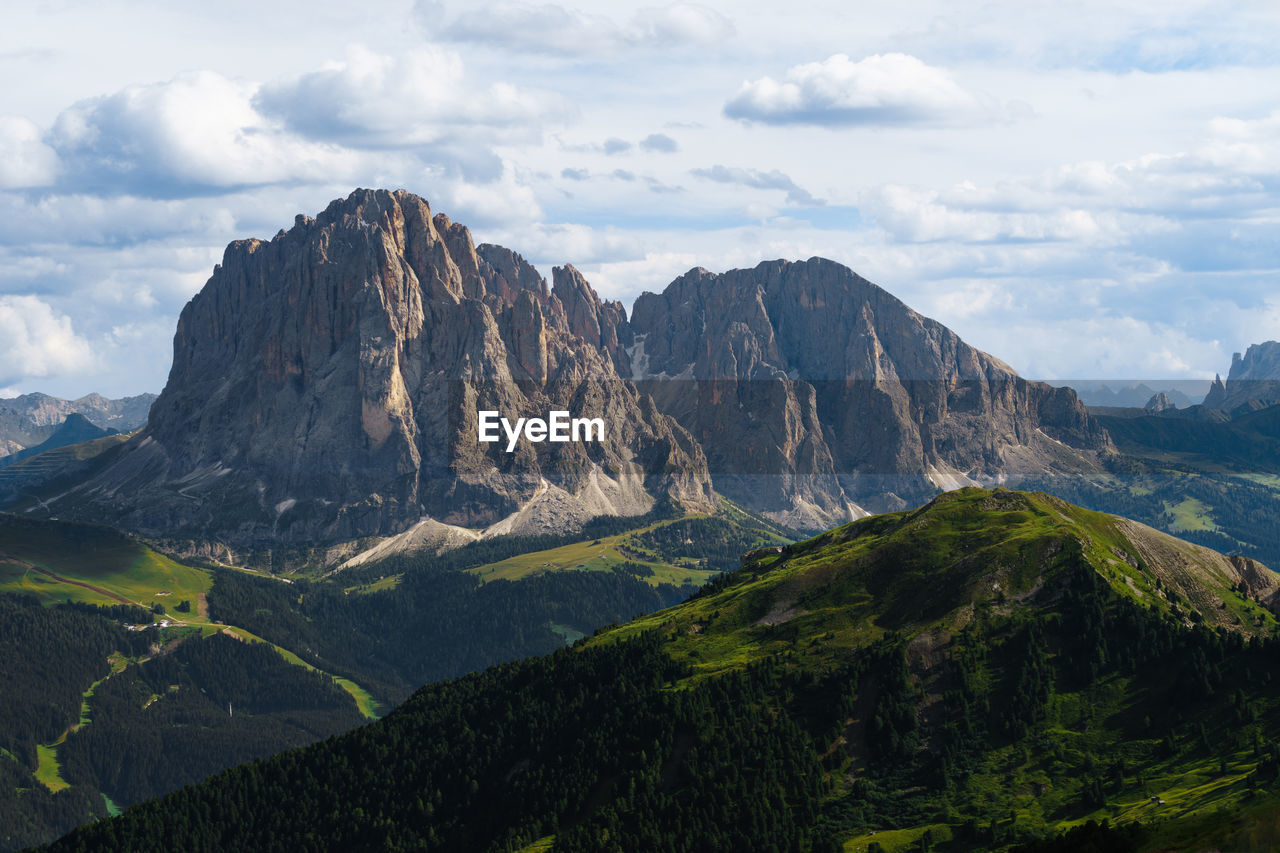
[1,0,1279,398]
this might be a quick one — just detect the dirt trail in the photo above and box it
[1,554,141,608]
[196,592,209,618]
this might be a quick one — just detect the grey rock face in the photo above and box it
[1203,342,1280,412]
[41,189,712,546]
[626,258,1111,526]
[552,264,633,376]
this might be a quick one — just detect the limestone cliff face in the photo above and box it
[46,189,711,546]
[627,258,1111,527]
[1202,341,1280,413]
[552,265,633,376]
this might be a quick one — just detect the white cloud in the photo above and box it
[925,279,1016,321]
[2,0,1279,393]
[865,183,1168,245]
[603,138,632,155]
[573,251,704,302]
[0,295,94,386]
[857,110,1280,257]
[0,117,58,188]
[631,3,734,45]
[998,315,1229,380]
[428,1,734,56]
[255,45,574,156]
[493,221,647,270]
[690,165,824,206]
[433,168,545,228]
[724,53,979,127]
[640,132,679,152]
[0,192,240,247]
[35,46,567,198]
[49,71,361,195]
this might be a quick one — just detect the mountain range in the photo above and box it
[0,416,117,471]
[11,189,1111,557]
[4,188,1280,852]
[1063,381,1206,410]
[0,394,153,459]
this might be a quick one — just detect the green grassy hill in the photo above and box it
[1000,403,1280,580]
[603,487,1279,677]
[0,515,378,852]
[465,511,786,588]
[0,514,210,615]
[39,488,1280,852]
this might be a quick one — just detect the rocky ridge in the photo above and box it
[1144,392,1175,413]
[624,259,1112,527]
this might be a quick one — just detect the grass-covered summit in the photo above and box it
[603,487,1279,681]
[41,489,1280,852]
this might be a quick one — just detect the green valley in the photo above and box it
[38,488,1280,852]
[0,514,376,852]
[1,503,785,850]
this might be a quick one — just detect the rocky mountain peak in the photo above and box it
[40,189,712,552]
[476,244,549,306]
[1202,342,1280,412]
[19,188,1115,549]
[552,264,632,372]
[1231,342,1280,381]
[0,391,154,456]
[627,257,1111,527]
[1144,392,1174,413]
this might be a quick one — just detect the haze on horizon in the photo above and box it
[2,0,1278,399]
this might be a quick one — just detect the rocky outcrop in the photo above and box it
[1203,342,1280,413]
[1144,392,1175,414]
[36,190,712,548]
[626,258,1112,527]
[1204,374,1227,408]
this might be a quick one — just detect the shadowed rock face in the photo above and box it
[46,189,712,546]
[626,258,1111,527]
